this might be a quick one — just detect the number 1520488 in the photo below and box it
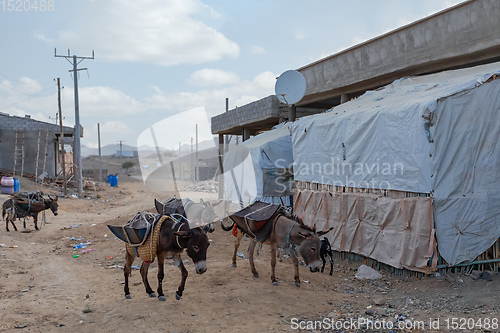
[1,0,54,12]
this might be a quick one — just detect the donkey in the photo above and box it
[320,237,334,275]
[221,211,332,287]
[2,195,58,231]
[154,197,216,232]
[124,215,210,301]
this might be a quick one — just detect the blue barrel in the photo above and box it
[106,174,112,183]
[13,178,20,193]
[109,175,118,187]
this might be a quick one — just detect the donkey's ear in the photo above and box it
[298,231,312,239]
[199,198,205,205]
[154,199,163,214]
[317,227,333,236]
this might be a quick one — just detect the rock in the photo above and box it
[355,265,382,280]
[468,270,481,280]
[481,271,493,281]
[373,296,386,306]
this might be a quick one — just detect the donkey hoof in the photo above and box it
[158,296,166,302]
[175,291,182,300]
[125,294,131,299]
[253,273,259,278]
[231,263,237,268]
[149,292,156,298]
[272,281,278,286]
[295,282,301,287]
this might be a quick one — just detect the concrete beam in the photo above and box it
[297,0,500,107]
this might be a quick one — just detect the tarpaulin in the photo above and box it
[290,62,500,266]
[293,189,437,273]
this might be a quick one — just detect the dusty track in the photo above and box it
[0,180,499,332]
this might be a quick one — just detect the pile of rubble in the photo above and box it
[181,180,218,193]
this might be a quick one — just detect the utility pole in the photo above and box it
[98,123,102,183]
[195,124,199,182]
[55,49,94,194]
[190,137,194,181]
[118,140,123,161]
[178,142,182,180]
[57,78,67,197]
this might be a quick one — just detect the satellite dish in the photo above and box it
[275,70,306,105]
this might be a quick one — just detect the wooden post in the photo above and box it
[57,78,67,196]
[218,134,224,200]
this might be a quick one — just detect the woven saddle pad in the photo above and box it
[125,215,169,263]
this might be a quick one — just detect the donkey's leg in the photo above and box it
[328,253,334,276]
[6,216,18,231]
[290,252,301,287]
[270,243,278,285]
[321,253,327,273]
[232,232,243,268]
[140,261,155,298]
[156,253,166,301]
[124,249,135,299]
[33,214,39,230]
[248,239,259,278]
[10,219,18,231]
[173,254,188,300]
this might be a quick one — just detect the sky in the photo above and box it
[0,0,464,151]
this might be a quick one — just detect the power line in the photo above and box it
[0,84,56,112]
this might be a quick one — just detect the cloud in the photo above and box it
[249,45,266,55]
[0,70,276,147]
[83,121,137,149]
[187,69,240,87]
[75,86,145,116]
[294,32,306,40]
[40,0,239,66]
[145,70,276,117]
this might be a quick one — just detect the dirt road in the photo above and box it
[0,179,498,332]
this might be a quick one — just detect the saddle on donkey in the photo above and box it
[107,212,159,246]
[228,201,282,242]
[107,212,172,262]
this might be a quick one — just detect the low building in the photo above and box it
[0,112,80,179]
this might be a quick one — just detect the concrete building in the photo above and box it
[211,0,500,138]
[0,112,79,179]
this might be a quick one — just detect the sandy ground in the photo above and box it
[0,178,499,333]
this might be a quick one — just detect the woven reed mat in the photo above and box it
[126,215,170,262]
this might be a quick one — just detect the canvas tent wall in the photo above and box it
[290,62,500,272]
[224,122,294,207]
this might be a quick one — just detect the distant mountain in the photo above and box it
[81,144,137,157]
[81,138,222,157]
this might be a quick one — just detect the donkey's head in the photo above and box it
[47,195,58,216]
[174,227,210,274]
[297,227,333,273]
[199,198,216,225]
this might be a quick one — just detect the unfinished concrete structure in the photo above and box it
[0,112,78,179]
[212,0,500,272]
[212,0,500,137]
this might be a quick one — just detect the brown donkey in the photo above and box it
[123,215,210,301]
[222,209,332,287]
